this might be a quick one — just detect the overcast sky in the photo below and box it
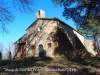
[0,0,75,47]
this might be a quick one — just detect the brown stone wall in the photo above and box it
[26,19,91,58]
[58,21,85,47]
[15,19,93,58]
[26,20,58,57]
[57,21,90,58]
[84,39,97,56]
[52,27,74,59]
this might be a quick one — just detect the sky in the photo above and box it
[0,0,76,49]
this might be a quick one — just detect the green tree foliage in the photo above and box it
[77,14,100,39]
[0,0,36,33]
[8,51,12,60]
[51,0,100,26]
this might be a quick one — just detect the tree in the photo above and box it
[0,0,36,34]
[0,52,2,60]
[77,14,100,53]
[51,0,100,27]
[0,42,3,60]
[8,51,12,60]
[5,41,15,59]
[77,14,100,39]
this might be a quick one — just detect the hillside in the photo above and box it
[0,56,100,75]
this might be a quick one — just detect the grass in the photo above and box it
[85,57,100,64]
[0,56,100,75]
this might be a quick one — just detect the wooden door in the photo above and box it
[17,42,26,58]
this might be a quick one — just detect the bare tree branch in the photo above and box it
[12,0,36,13]
[0,0,36,34]
[0,1,14,34]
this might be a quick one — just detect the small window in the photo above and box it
[47,42,52,48]
[39,44,43,51]
[46,37,51,42]
[38,26,42,31]
[30,44,35,50]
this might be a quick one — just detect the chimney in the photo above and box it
[36,9,45,19]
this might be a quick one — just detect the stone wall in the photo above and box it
[58,21,98,57]
[84,39,97,56]
[73,30,84,45]
[58,21,85,48]
[58,21,91,58]
[15,18,97,58]
[26,19,58,57]
[26,19,91,58]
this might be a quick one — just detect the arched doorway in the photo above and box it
[38,44,46,57]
